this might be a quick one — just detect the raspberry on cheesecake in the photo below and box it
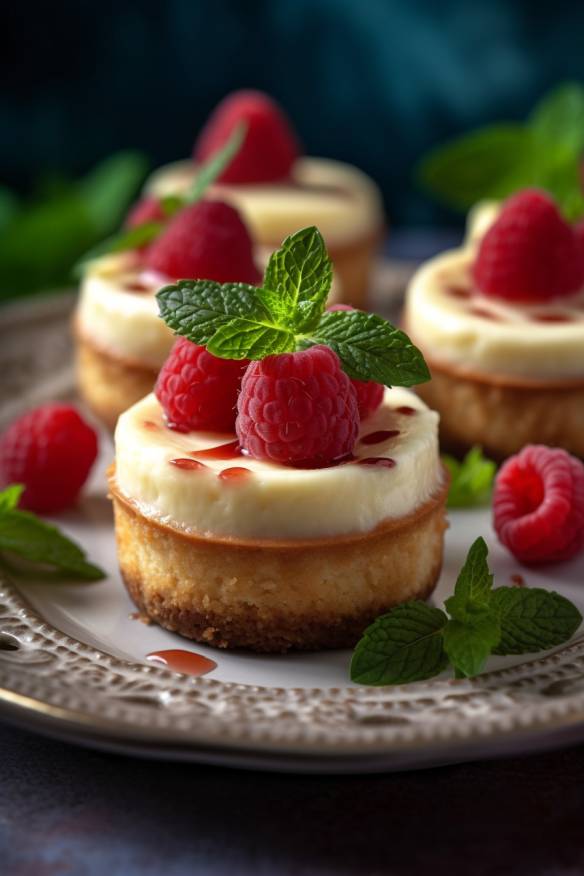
[404,189,584,460]
[144,90,384,308]
[110,226,447,652]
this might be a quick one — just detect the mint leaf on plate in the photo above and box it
[0,509,104,581]
[262,226,332,331]
[443,615,500,678]
[491,587,582,655]
[350,602,449,685]
[443,446,496,508]
[302,309,431,387]
[444,536,494,623]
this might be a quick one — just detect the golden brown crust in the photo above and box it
[75,335,158,431]
[326,227,384,310]
[110,474,448,652]
[417,355,584,460]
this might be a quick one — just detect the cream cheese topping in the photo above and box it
[405,248,584,380]
[145,157,384,248]
[114,389,443,541]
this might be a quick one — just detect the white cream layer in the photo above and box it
[405,248,584,380]
[145,157,384,248]
[77,249,342,369]
[114,390,443,541]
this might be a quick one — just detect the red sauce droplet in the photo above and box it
[124,280,151,293]
[146,649,217,677]
[142,420,158,431]
[447,285,471,299]
[396,406,416,416]
[361,429,400,445]
[195,440,242,460]
[511,573,526,587]
[531,312,574,323]
[358,457,396,468]
[292,452,356,469]
[169,458,208,471]
[468,306,501,321]
[219,466,251,481]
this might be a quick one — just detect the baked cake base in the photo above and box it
[110,474,448,653]
[417,356,584,460]
[327,228,383,309]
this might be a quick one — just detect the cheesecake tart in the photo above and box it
[110,226,446,652]
[405,190,584,459]
[144,91,384,308]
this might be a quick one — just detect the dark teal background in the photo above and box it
[3,0,584,224]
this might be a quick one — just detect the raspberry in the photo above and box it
[125,196,166,229]
[0,404,98,513]
[155,337,248,432]
[493,445,584,565]
[574,218,584,253]
[194,90,300,184]
[146,200,261,284]
[473,189,584,302]
[236,345,359,466]
[328,304,384,419]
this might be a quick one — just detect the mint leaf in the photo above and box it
[491,587,582,655]
[443,446,496,508]
[530,83,584,163]
[417,124,535,211]
[79,151,149,237]
[350,603,449,685]
[206,319,295,359]
[262,227,332,331]
[0,510,105,581]
[444,536,493,623]
[0,484,24,513]
[73,221,163,277]
[443,614,501,678]
[184,123,247,205]
[302,310,430,387]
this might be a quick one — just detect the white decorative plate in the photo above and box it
[2,282,584,774]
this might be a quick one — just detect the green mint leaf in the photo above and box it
[184,123,247,205]
[301,310,430,387]
[491,587,582,655]
[445,536,494,623]
[206,319,295,359]
[443,446,496,508]
[530,83,584,163]
[262,227,332,331]
[160,194,184,216]
[0,484,24,513]
[417,124,536,212]
[443,614,501,678]
[350,602,449,685]
[73,221,163,277]
[0,510,105,581]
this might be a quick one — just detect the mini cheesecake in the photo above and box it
[145,93,384,308]
[405,246,584,460]
[110,388,448,652]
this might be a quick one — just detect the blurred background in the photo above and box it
[2,0,584,299]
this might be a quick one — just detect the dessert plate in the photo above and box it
[2,282,584,774]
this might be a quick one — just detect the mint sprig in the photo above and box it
[0,485,105,581]
[75,124,246,274]
[157,226,430,387]
[443,446,496,509]
[350,537,582,685]
[418,82,584,221]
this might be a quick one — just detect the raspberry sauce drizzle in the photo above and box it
[170,458,208,471]
[530,312,574,323]
[193,440,242,460]
[446,285,472,299]
[124,280,151,293]
[396,406,416,416]
[358,457,396,468]
[146,649,217,677]
[361,429,400,445]
[219,466,251,481]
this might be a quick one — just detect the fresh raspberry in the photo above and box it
[155,337,248,432]
[146,200,261,284]
[473,189,584,302]
[328,304,384,419]
[194,90,301,184]
[0,404,98,513]
[236,345,359,466]
[125,196,166,229]
[574,218,584,253]
[493,445,584,565]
